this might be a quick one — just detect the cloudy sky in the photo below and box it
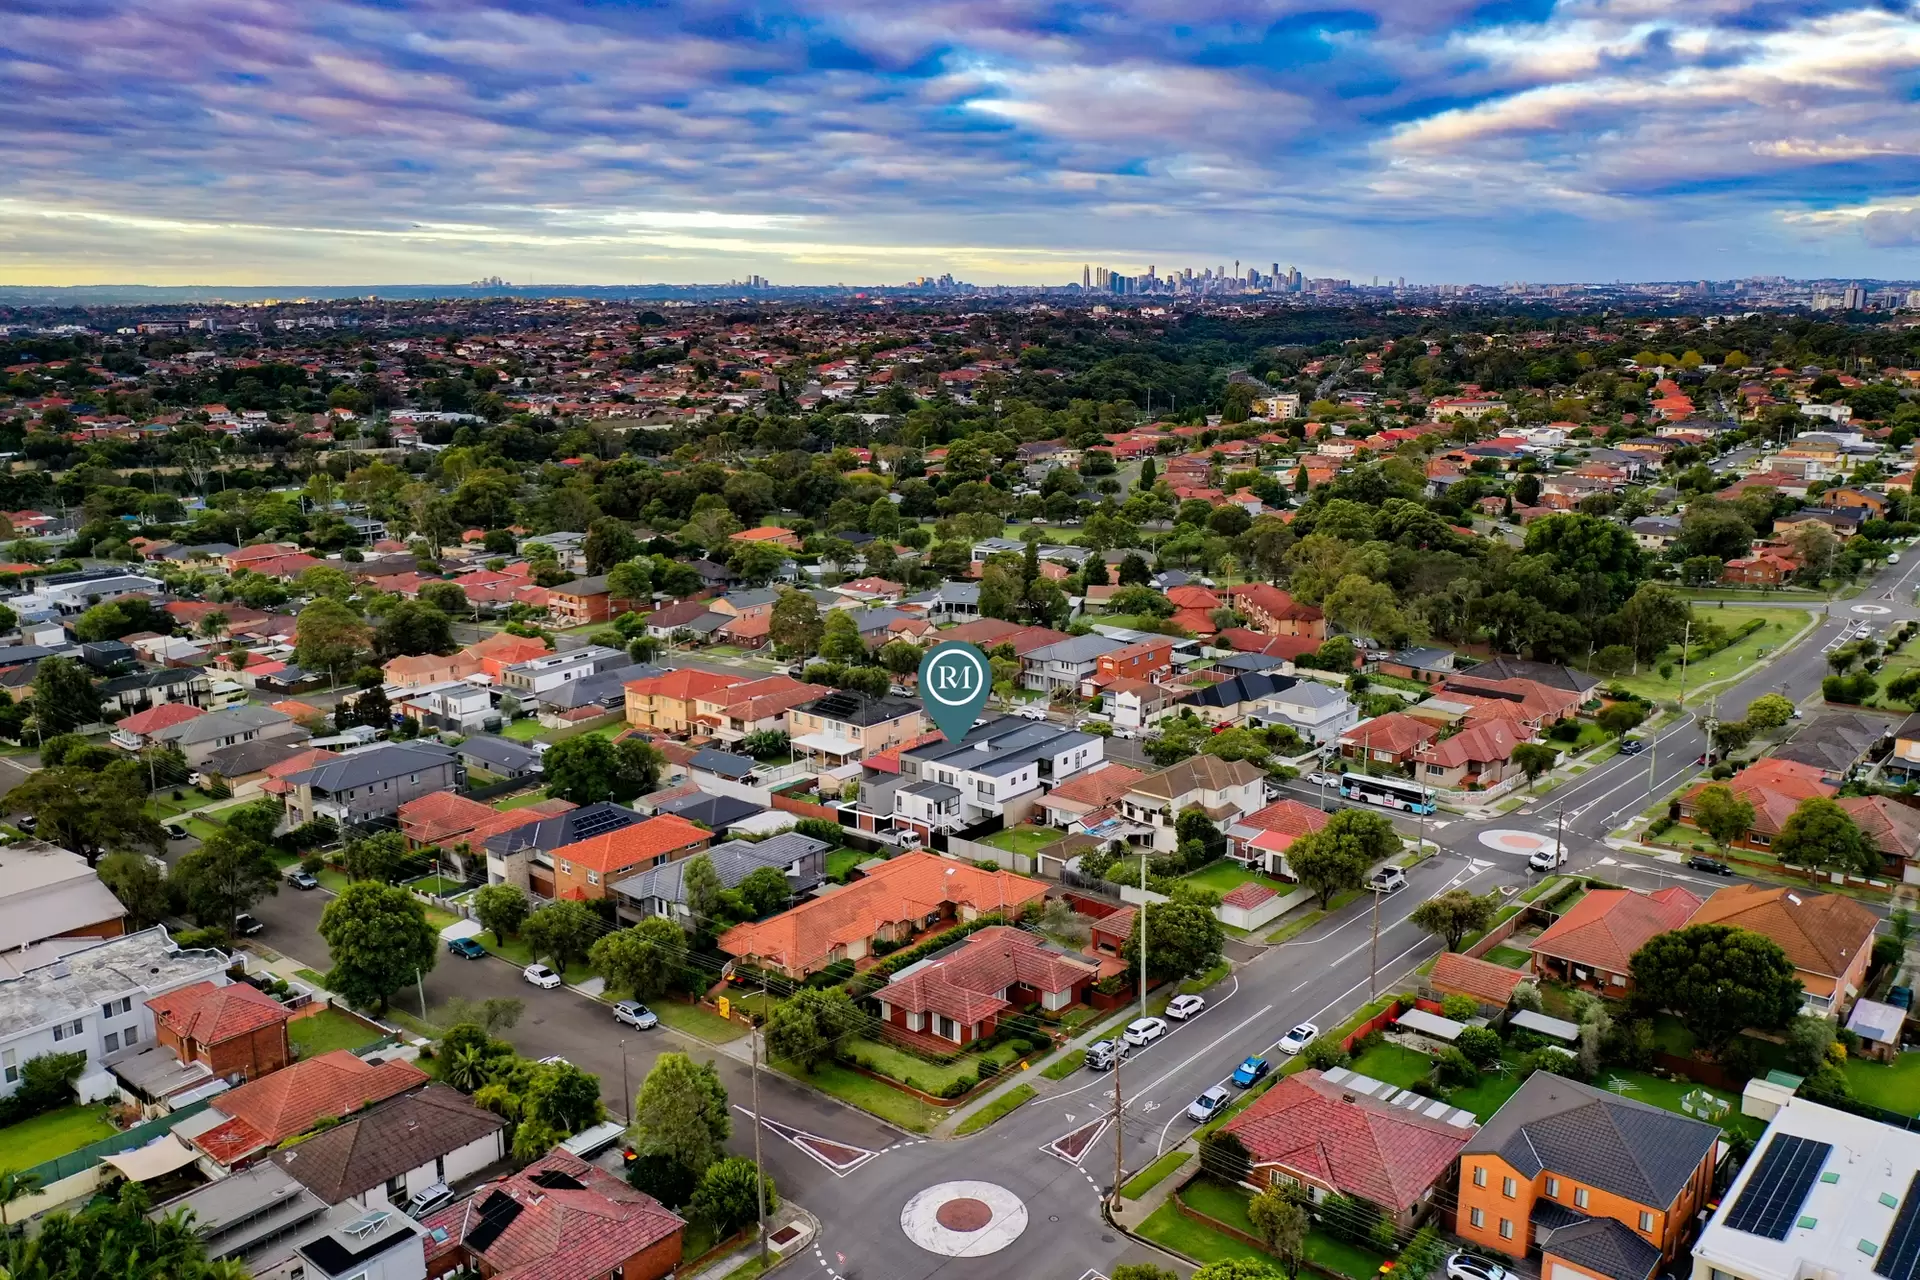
[5,0,1920,286]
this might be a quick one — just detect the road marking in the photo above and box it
[1129,1003,1276,1102]
[1042,973,1242,1104]
[732,1107,878,1176]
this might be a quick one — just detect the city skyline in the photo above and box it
[6,0,1920,286]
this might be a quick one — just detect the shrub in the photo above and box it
[1439,993,1477,1021]
[1455,1026,1503,1068]
[1434,1047,1479,1087]
[1302,1036,1350,1071]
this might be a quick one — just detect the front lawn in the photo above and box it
[1843,1052,1920,1116]
[407,874,468,896]
[290,1007,386,1057]
[647,1000,749,1044]
[1182,860,1288,897]
[1348,1041,1434,1090]
[980,824,1062,859]
[775,1061,935,1132]
[1121,1150,1191,1199]
[842,1037,1018,1090]
[0,1104,116,1169]
[1169,1178,1389,1280]
[954,1084,1034,1135]
[1485,946,1532,968]
[1040,1049,1085,1080]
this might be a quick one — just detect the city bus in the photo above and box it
[1339,772,1437,815]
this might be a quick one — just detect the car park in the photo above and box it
[1232,1056,1271,1087]
[447,936,488,959]
[613,1000,658,1029]
[232,913,263,937]
[1277,1022,1318,1055]
[1167,994,1206,1021]
[1369,867,1407,892]
[1123,1016,1168,1047]
[1445,1254,1514,1280]
[1186,1085,1230,1121]
[1687,855,1734,875]
[523,963,562,989]
[1084,1039,1127,1071]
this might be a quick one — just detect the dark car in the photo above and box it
[287,869,319,890]
[447,936,488,959]
[164,822,190,840]
[1617,738,1644,755]
[232,913,264,937]
[1687,855,1734,876]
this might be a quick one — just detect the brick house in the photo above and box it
[729,526,802,551]
[1692,884,1877,1018]
[1080,639,1174,692]
[623,668,748,735]
[546,813,710,902]
[1340,712,1440,768]
[1229,583,1327,638]
[1428,952,1529,1016]
[1527,886,1703,994]
[1413,720,1528,790]
[1676,757,1837,849]
[147,980,291,1084]
[1722,547,1799,585]
[1226,798,1329,877]
[874,925,1100,1046]
[189,1050,428,1168]
[547,575,615,627]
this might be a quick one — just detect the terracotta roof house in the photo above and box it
[1692,884,1877,1017]
[147,980,291,1085]
[1340,712,1440,766]
[421,1148,684,1280]
[398,792,500,849]
[1223,1068,1476,1226]
[110,701,205,750]
[189,1050,427,1168]
[718,851,1048,979]
[1226,798,1331,877]
[728,525,802,550]
[544,813,710,902]
[1677,757,1837,848]
[1230,583,1327,639]
[1457,1073,1719,1280]
[269,1082,507,1209]
[1428,952,1530,1014]
[1034,762,1145,828]
[875,925,1100,1048]
[1528,886,1703,994]
[1839,793,1920,875]
[623,668,747,735]
[1413,719,1530,790]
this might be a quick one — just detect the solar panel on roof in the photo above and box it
[1877,1171,1920,1280]
[464,1191,522,1253]
[1726,1133,1832,1241]
[568,806,635,841]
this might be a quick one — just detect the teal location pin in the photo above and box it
[918,641,992,744]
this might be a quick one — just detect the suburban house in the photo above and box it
[1413,720,1529,790]
[1884,711,1920,784]
[546,575,615,627]
[269,1083,507,1209]
[210,743,335,800]
[729,525,802,551]
[788,690,926,767]
[148,1163,333,1274]
[1230,583,1327,638]
[1181,671,1297,726]
[894,718,1104,833]
[289,1202,428,1280]
[1457,1072,1719,1280]
[110,701,207,752]
[1839,793,1920,880]
[1022,634,1126,695]
[874,925,1101,1048]
[1692,884,1877,1017]
[1105,677,1184,732]
[1119,757,1267,853]
[1250,680,1357,746]
[188,1049,429,1168]
[1222,1067,1476,1228]
[612,833,828,929]
[534,662,660,726]
[156,705,308,769]
[147,980,291,1086]
[1527,886,1704,995]
[98,666,213,717]
[1428,952,1530,1016]
[455,734,545,780]
[501,645,627,697]
[1034,762,1145,832]
[421,1149,685,1280]
[282,742,465,828]
[394,682,497,735]
[542,813,711,902]
[0,839,128,950]
[480,802,643,887]
[1078,639,1174,693]
[1340,713,1441,768]
[688,674,826,743]
[1225,798,1330,877]
[623,668,748,735]
[383,652,481,689]
[717,852,1047,980]
[1676,757,1837,848]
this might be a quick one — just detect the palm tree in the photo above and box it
[0,1167,41,1230]
[443,1045,490,1093]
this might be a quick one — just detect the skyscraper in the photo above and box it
[1082,265,1091,290]
[1844,282,1866,310]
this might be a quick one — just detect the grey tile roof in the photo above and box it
[903,716,1095,779]
[1464,1072,1719,1211]
[484,802,641,855]
[100,666,205,693]
[612,833,827,905]
[156,704,294,745]
[1185,671,1295,709]
[652,791,764,829]
[200,739,319,778]
[690,749,756,780]
[1026,634,1127,664]
[457,735,544,772]
[285,741,456,791]
[1536,1214,1663,1280]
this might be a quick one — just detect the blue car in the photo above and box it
[1232,1056,1271,1087]
[447,936,488,960]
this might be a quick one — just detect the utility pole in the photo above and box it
[1111,1034,1127,1205]
[751,1007,770,1265]
[1367,878,1381,998]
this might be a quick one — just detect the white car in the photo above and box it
[522,963,562,989]
[1369,867,1408,893]
[1306,771,1340,788]
[1186,1085,1231,1122]
[1277,1022,1319,1056]
[1123,1017,1168,1047]
[1015,706,1049,721]
[1445,1254,1514,1280]
[1528,846,1566,872]
[537,1054,570,1066]
[612,1000,658,1029]
[1167,994,1206,1021]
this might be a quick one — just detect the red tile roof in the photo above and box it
[191,1050,425,1165]
[881,925,1095,1023]
[1041,762,1145,809]
[1221,882,1278,909]
[1430,952,1528,1006]
[399,792,499,844]
[1342,712,1440,755]
[1692,884,1877,980]
[148,980,289,1046]
[116,703,205,735]
[1224,1069,1475,1212]
[624,668,747,703]
[549,813,709,874]
[1529,886,1703,974]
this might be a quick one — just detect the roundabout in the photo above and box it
[1852,604,1893,615]
[900,1180,1029,1257]
[1479,828,1563,857]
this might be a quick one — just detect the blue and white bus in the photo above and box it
[1339,773,1437,815]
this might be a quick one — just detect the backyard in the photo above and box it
[981,824,1063,859]
[1181,860,1291,897]
[0,1104,116,1169]
[1843,1051,1920,1116]
[289,1006,387,1058]
[492,791,552,812]
[1139,1176,1389,1280]
[1348,1041,1436,1090]
[824,848,867,882]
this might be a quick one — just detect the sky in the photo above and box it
[5,0,1920,287]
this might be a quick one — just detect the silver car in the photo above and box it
[613,1000,658,1029]
[1186,1085,1230,1122]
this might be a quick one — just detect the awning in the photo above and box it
[103,1134,202,1181]
[1510,1009,1580,1043]
[792,732,861,756]
[1394,1008,1466,1041]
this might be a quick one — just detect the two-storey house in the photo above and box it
[1120,756,1267,852]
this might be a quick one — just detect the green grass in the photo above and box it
[1040,1049,1086,1080]
[1843,1053,1920,1116]
[1486,946,1532,969]
[492,790,552,811]
[290,1007,386,1057]
[406,874,467,896]
[1447,1055,1532,1122]
[1163,1179,1393,1280]
[500,718,543,741]
[648,1000,749,1044]
[1139,1198,1270,1268]
[294,968,330,988]
[0,1105,116,1169]
[825,848,867,881]
[843,1037,1018,1089]
[1305,1228,1393,1280]
[1597,1069,1764,1139]
[955,1084,1035,1135]
[1348,1042,1435,1089]
[1266,908,1326,944]
[979,824,1062,858]
[1181,960,1232,995]
[1182,859,1288,896]
[490,934,593,985]
[316,867,351,894]
[776,1060,936,1132]
[421,904,460,934]
[1120,1150,1191,1199]
[1595,607,1812,703]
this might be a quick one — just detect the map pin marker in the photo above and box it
[917,641,992,744]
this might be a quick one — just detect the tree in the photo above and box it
[689,1155,777,1237]
[1247,1186,1309,1278]
[585,517,641,574]
[1112,1268,1181,1280]
[878,638,922,675]
[473,883,530,944]
[1693,784,1756,854]
[419,580,469,615]
[343,830,410,883]
[628,1052,731,1179]
[294,597,372,678]
[296,564,356,600]
[1774,795,1879,883]
[628,1150,700,1209]
[0,1167,40,1232]
[1191,1262,1283,1280]
[683,854,724,931]
[1630,922,1803,1054]
[590,918,687,999]
[523,899,599,974]
[1511,742,1559,790]
[768,589,823,657]
[2,1183,237,1278]
[11,762,165,864]
[172,828,279,927]
[818,609,867,663]
[1287,809,1397,908]
[1117,552,1152,586]
[1123,899,1225,981]
[1409,889,1500,951]
[440,996,524,1036]
[736,865,791,918]
[1596,702,1647,736]
[30,657,100,734]
[764,986,860,1073]
[612,737,666,799]
[318,882,438,1014]
[1745,693,1795,730]
[543,734,624,804]
[374,599,453,658]
[97,851,171,929]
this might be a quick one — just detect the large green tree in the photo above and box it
[172,828,280,928]
[543,734,664,804]
[30,657,101,735]
[97,851,171,929]
[768,589,823,657]
[373,599,453,658]
[589,918,687,1000]
[2,1183,236,1280]
[1629,922,1803,1054]
[318,882,439,1013]
[521,899,599,973]
[294,596,372,677]
[628,1052,731,1181]
[1122,898,1225,981]
[1774,796,1880,883]
[11,760,164,864]
[1692,784,1756,854]
[764,986,860,1073]
[1286,809,1397,908]
[1408,889,1500,952]
[689,1156,778,1237]
[472,883,530,944]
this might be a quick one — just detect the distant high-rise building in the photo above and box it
[1082,265,1091,290]
[1397,276,1406,289]
[1845,282,1866,310]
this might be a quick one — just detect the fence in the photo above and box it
[465,775,539,803]
[22,1097,214,1186]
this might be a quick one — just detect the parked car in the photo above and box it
[402,1181,454,1218]
[1306,771,1340,788]
[1085,1039,1128,1071]
[287,869,320,890]
[164,823,190,841]
[1123,1016,1168,1047]
[1276,1022,1318,1055]
[1015,706,1049,721]
[1369,867,1408,892]
[1687,855,1734,876]
[1186,1085,1231,1122]
[1167,994,1206,1021]
[612,1000,658,1029]
[232,913,264,937]
[15,816,35,833]
[1528,845,1566,872]
[1617,737,1644,755]
[1232,1056,1271,1087]
[1445,1254,1514,1280]
[537,1054,570,1066]
[523,963,562,989]
[447,936,488,959]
